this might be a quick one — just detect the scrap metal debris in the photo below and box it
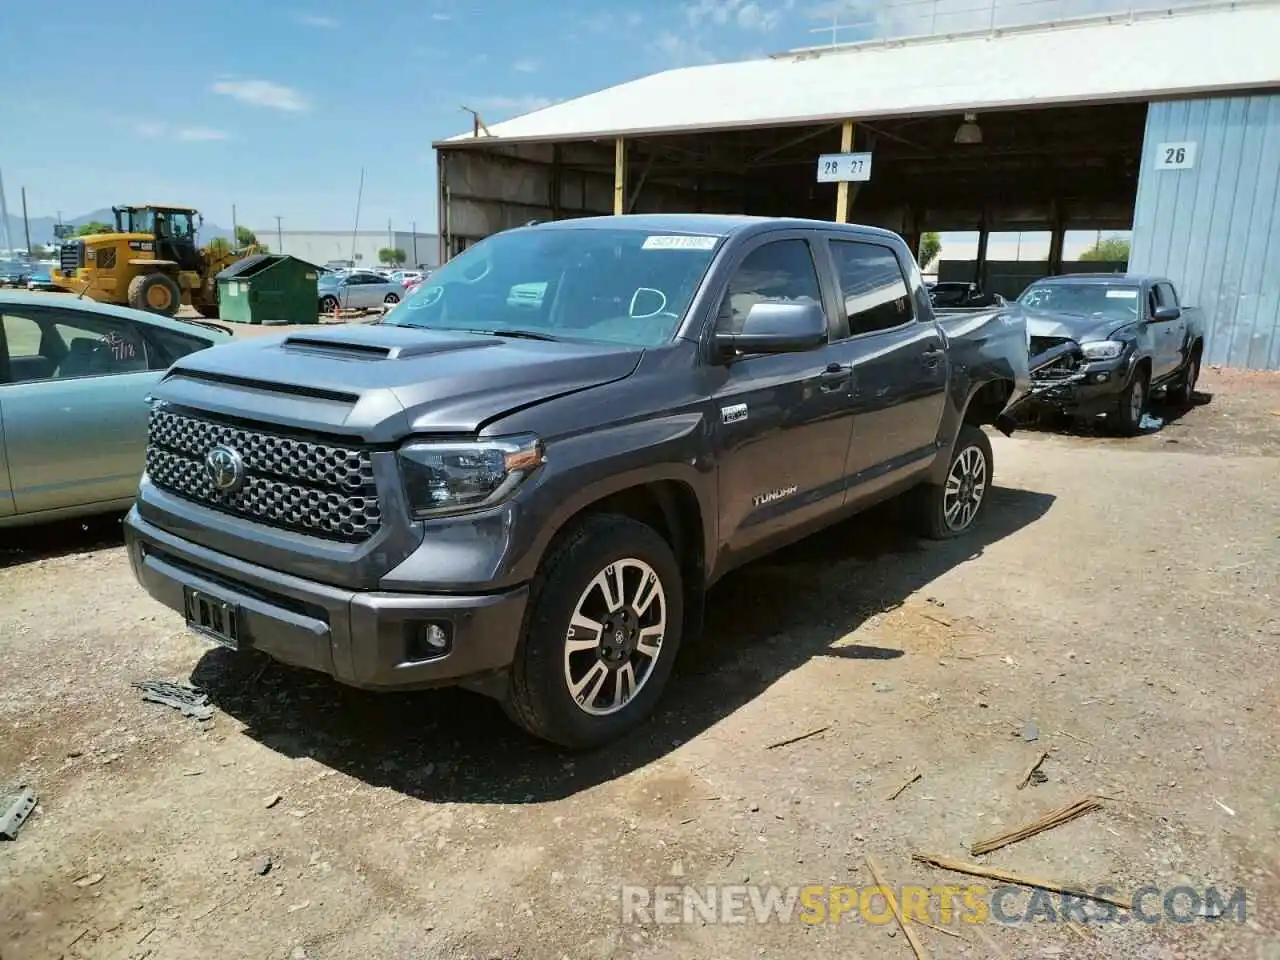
[887,771,923,801]
[865,855,932,960]
[1020,721,1040,742]
[132,680,214,721]
[1016,751,1050,790]
[970,795,1104,856]
[912,852,1133,910]
[73,872,106,887]
[0,786,37,840]
[764,724,831,751]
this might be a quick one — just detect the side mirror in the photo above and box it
[1152,305,1181,322]
[714,300,828,360]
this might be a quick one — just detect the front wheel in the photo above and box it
[383,293,400,305]
[128,272,181,317]
[505,514,684,749]
[1112,367,1149,436]
[909,424,994,540]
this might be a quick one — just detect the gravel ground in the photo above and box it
[1,369,1277,960]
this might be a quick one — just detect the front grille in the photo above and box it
[145,408,382,542]
[59,241,84,275]
[1030,335,1072,356]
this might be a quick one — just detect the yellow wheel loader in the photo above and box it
[51,205,259,318]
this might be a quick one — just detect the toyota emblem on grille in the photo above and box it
[205,445,246,494]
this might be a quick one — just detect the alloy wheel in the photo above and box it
[562,559,667,716]
[943,445,988,532]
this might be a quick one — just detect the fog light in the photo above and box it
[1093,372,1110,383]
[405,620,453,662]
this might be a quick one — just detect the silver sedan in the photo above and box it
[317,270,404,312]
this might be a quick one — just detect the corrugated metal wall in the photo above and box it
[1130,93,1280,370]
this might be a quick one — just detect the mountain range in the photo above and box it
[2,208,234,251]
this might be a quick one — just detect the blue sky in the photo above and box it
[2,0,1145,246]
[0,0,845,233]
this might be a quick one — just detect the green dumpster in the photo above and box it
[215,254,321,325]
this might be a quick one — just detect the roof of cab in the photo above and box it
[520,213,904,244]
[1033,273,1163,285]
[0,291,234,339]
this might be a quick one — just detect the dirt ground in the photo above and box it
[1,370,1277,960]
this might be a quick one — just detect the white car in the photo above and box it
[317,270,404,312]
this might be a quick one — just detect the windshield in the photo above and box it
[390,227,721,347]
[1018,282,1141,322]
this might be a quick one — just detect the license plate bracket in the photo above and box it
[183,587,240,650]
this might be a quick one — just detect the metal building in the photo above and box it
[433,0,1280,369]
[249,229,439,270]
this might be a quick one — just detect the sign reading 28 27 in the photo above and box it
[816,152,873,183]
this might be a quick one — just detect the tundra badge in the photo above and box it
[721,403,748,424]
[752,485,798,508]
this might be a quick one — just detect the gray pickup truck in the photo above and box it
[1017,273,1205,434]
[124,214,1029,748]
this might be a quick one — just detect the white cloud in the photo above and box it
[468,95,555,117]
[130,120,230,141]
[684,0,792,31]
[295,12,339,28]
[178,127,230,141]
[653,31,719,65]
[512,58,540,73]
[431,12,451,20]
[211,79,310,112]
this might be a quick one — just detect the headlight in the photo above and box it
[1081,340,1125,360]
[398,434,544,518]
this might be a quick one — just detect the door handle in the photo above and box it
[819,362,852,392]
[921,346,945,368]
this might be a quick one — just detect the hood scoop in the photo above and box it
[281,332,496,361]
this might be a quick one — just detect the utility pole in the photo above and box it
[20,187,32,254]
[411,220,418,266]
[275,215,283,253]
[232,204,238,244]
[0,169,11,255]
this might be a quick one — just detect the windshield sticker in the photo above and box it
[642,235,718,251]
[1106,289,1139,299]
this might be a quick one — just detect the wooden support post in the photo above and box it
[613,137,627,216]
[835,120,855,224]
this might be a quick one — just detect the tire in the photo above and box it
[319,294,339,313]
[1112,366,1149,436]
[909,424,994,540]
[1170,349,1201,407]
[504,514,684,749]
[383,293,400,305]
[127,272,181,317]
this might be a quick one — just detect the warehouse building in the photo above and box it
[249,228,439,270]
[433,1,1280,370]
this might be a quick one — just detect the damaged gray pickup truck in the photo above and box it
[125,215,1029,748]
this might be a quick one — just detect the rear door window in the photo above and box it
[828,240,914,336]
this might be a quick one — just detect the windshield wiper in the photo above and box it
[372,323,559,341]
[486,328,559,341]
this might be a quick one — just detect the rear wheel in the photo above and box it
[319,294,339,313]
[909,424,993,540]
[128,272,181,317]
[504,514,683,749]
[1170,350,1201,407]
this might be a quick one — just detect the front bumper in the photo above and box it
[1027,356,1133,417]
[124,507,529,691]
